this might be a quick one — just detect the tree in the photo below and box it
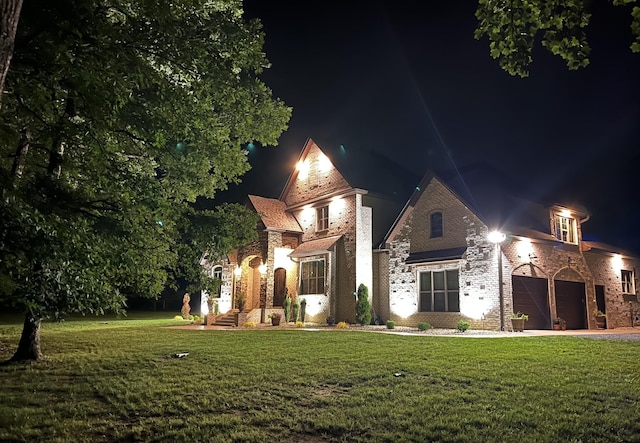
[355,283,371,326]
[475,0,640,77]
[0,0,291,361]
[0,0,23,108]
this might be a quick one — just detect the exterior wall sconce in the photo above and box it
[259,263,267,275]
[487,230,506,244]
[234,266,242,277]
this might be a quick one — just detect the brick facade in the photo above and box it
[204,142,639,331]
[382,174,640,330]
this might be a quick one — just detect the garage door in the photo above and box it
[554,280,587,330]
[512,276,550,329]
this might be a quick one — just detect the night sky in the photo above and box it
[229,1,640,254]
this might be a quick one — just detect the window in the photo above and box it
[430,212,443,238]
[301,259,325,294]
[316,205,329,231]
[622,270,635,294]
[554,215,577,244]
[211,265,223,297]
[419,269,459,312]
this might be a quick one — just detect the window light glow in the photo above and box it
[318,153,332,173]
[330,195,345,212]
[258,262,267,275]
[234,266,242,277]
[296,160,309,179]
[612,254,623,271]
[391,297,417,319]
[302,295,323,316]
[560,208,572,217]
[460,296,490,320]
[516,238,534,260]
[274,247,294,271]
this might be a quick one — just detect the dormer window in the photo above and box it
[430,212,443,238]
[553,213,577,244]
[622,270,635,294]
[316,205,329,231]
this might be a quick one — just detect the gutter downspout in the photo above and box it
[497,243,504,331]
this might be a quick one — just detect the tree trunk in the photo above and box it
[0,0,23,110]
[11,312,43,361]
[10,127,29,178]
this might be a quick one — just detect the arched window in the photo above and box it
[211,265,222,297]
[430,212,443,238]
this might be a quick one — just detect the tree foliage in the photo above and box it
[0,0,290,359]
[355,283,371,326]
[475,0,640,77]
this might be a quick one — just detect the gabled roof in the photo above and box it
[289,235,342,258]
[279,137,420,203]
[279,138,353,203]
[582,240,637,258]
[382,165,570,247]
[247,195,302,233]
[406,247,467,264]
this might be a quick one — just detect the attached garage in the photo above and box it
[512,276,551,329]
[554,280,587,329]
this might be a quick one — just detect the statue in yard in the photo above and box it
[181,293,191,319]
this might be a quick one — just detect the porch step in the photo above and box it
[213,309,240,327]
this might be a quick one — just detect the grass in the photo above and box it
[0,315,639,442]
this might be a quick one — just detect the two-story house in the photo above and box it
[379,169,640,330]
[200,138,406,324]
[203,139,640,330]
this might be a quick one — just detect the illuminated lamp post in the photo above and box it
[488,230,506,331]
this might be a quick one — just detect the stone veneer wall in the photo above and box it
[583,251,640,328]
[384,176,619,330]
[501,238,598,328]
[387,179,501,329]
[200,261,235,315]
[459,216,502,330]
[265,231,282,308]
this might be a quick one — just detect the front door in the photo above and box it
[273,268,286,307]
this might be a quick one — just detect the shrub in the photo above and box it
[299,298,307,322]
[417,322,432,331]
[386,320,396,329]
[294,321,305,328]
[292,299,300,323]
[244,322,256,328]
[456,320,470,332]
[355,283,372,326]
[284,293,291,322]
[336,321,350,329]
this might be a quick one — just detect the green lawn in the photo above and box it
[0,317,639,442]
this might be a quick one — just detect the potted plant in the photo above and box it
[268,312,282,326]
[236,293,246,312]
[593,309,607,329]
[552,317,566,331]
[510,312,528,332]
[206,296,219,326]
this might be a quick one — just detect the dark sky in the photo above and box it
[231,0,640,254]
